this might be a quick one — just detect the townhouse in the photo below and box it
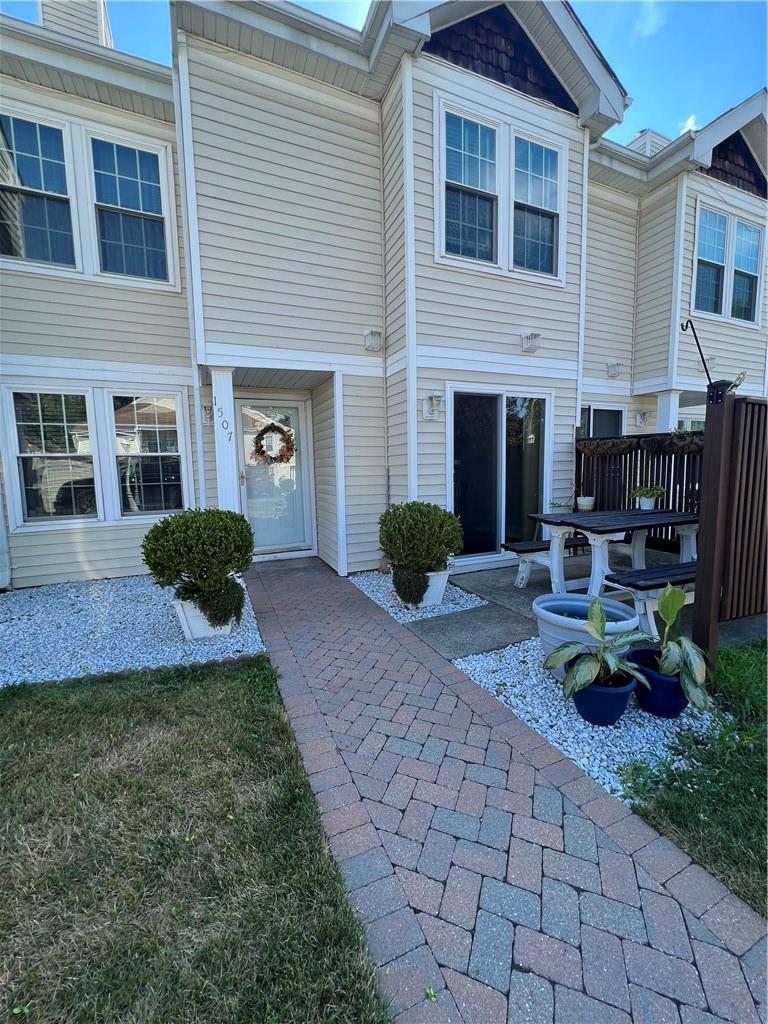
[0,0,765,587]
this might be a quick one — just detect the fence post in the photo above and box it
[692,381,735,657]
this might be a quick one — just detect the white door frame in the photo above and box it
[445,381,555,573]
[236,392,317,561]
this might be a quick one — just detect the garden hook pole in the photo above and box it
[680,319,713,387]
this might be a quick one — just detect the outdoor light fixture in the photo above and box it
[422,392,443,419]
[363,329,383,352]
[520,332,541,352]
[201,403,213,425]
[635,409,649,427]
[607,362,625,378]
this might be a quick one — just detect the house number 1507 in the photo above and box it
[212,395,233,442]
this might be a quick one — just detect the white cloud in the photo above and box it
[633,0,666,38]
[679,114,699,135]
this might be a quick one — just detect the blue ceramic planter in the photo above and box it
[628,648,688,719]
[565,657,637,727]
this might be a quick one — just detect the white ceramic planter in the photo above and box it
[418,569,450,607]
[173,598,232,640]
[638,496,656,510]
[532,594,639,679]
[576,496,596,512]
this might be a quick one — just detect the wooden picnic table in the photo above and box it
[529,509,699,596]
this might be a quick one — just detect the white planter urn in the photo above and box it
[419,569,450,607]
[638,496,656,510]
[532,594,639,679]
[173,598,233,640]
[576,496,596,512]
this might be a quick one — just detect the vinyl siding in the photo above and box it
[40,0,102,45]
[185,39,384,365]
[386,368,408,504]
[583,184,638,382]
[411,57,585,371]
[677,173,767,393]
[312,376,338,570]
[0,87,191,369]
[382,69,406,362]
[343,375,386,571]
[633,182,677,387]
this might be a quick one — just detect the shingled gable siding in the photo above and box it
[422,4,577,115]
[705,131,767,199]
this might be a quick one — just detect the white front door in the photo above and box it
[237,399,313,554]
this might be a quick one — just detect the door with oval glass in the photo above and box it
[237,399,313,554]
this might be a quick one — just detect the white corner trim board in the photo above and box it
[334,370,348,576]
[402,54,418,501]
[209,367,240,512]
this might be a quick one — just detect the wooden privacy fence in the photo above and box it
[575,431,704,549]
[693,386,767,656]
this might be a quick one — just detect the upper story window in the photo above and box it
[444,113,497,263]
[437,100,566,283]
[92,140,167,281]
[513,139,558,274]
[0,115,75,267]
[694,205,763,324]
[0,102,177,289]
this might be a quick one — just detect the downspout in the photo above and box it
[575,128,591,433]
[173,33,207,506]
[0,493,10,588]
[402,53,418,501]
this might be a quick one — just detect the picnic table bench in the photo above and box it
[502,536,587,590]
[605,561,697,638]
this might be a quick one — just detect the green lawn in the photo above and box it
[623,640,767,914]
[0,657,388,1024]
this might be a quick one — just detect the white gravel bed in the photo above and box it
[454,636,721,797]
[0,575,265,686]
[350,570,486,624]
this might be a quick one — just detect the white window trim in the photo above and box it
[580,404,626,437]
[692,200,764,329]
[0,97,180,292]
[433,92,568,287]
[0,383,192,532]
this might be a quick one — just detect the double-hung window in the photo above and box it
[444,112,497,263]
[112,395,182,514]
[694,206,763,324]
[12,392,96,520]
[439,103,563,279]
[91,139,168,281]
[0,115,75,267]
[513,139,558,275]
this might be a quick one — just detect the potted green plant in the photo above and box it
[576,494,596,512]
[628,584,709,718]
[631,484,665,510]
[142,508,254,639]
[544,597,650,726]
[379,501,463,607]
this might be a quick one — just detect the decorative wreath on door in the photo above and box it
[251,423,296,465]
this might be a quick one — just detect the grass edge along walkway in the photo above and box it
[0,656,389,1024]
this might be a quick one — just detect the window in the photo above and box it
[694,209,726,314]
[12,392,96,520]
[0,115,75,266]
[732,221,760,322]
[694,206,763,324]
[92,140,168,281]
[513,138,558,275]
[113,395,183,513]
[577,407,624,439]
[444,113,497,263]
[438,100,565,281]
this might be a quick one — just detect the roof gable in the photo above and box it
[705,130,767,199]
[422,4,578,114]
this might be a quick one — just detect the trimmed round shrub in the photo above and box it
[142,508,254,627]
[379,501,463,604]
[391,564,429,607]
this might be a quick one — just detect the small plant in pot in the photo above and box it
[576,494,595,512]
[631,484,665,510]
[628,584,709,718]
[379,501,463,607]
[142,508,254,639]
[544,597,650,726]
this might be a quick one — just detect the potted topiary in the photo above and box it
[628,584,709,718]
[631,484,665,510]
[544,597,650,726]
[142,508,254,639]
[379,501,463,607]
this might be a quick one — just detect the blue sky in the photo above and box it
[2,0,765,143]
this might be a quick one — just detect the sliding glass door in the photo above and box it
[452,390,546,556]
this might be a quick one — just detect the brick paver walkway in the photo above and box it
[246,559,767,1024]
